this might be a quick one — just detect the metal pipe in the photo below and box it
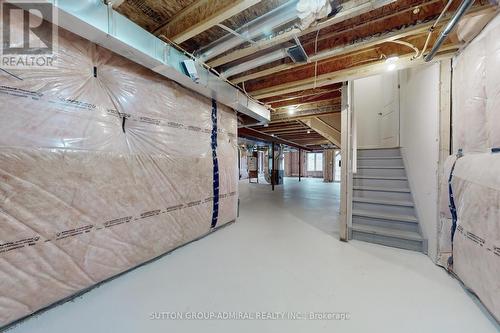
[199,0,298,62]
[424,0,474,62]
[222,49,288,78]
[271,142,275,191]
[298,149,301,182]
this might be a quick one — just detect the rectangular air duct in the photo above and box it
[13,0,270,123]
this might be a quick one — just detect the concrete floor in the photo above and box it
[8,178,498,333]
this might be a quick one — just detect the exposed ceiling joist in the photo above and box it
[271,105,341,122]
[274,97,341,111]
[239,127,313,151]
[155,0,261,43]
[303,117,341,147]
[232,4,495,85]
[251,48,458,99]
[261,84,342,103]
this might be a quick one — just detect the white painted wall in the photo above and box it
[353,72,399,148]
[399,63,441,261]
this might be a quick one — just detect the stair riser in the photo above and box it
[351,230,423,252]
[352,216,418,232]
[356,159,403,167]
[357,148,401,158]
[353,178,408,189]
[353,201,416,216]
[353,189,412,201]
[355,168,406,177]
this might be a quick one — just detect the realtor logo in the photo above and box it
[1,0,57,68]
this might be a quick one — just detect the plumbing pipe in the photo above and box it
[424,0,474,62]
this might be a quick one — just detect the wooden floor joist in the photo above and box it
[154,0,261,43]
[251,47,458,99]
[231,4,494,85]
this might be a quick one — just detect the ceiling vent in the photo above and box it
[287,45,308,63]
[287,36,308,63]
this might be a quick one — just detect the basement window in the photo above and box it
[307,153,323,172]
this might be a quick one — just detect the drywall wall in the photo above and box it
[353,72,399,148]
[0,12,237,328]
[399,63,441,261]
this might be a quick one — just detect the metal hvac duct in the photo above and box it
[198,0,299,62]
[221,49,289,78]
[12,0,270,122]
[424,0,475,62]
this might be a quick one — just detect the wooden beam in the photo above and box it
[251,48,458,99]
[261,85,341,104]
[272,93,341,109]
[303,117,341,147]
[271,105,341,122]
[155,0,261,43]
[274,98,341,112]
[238,127,312,151]
[231,4,494,85]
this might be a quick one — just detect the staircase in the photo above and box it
[350,148,427,253]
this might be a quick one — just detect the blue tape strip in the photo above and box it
[448,161,458,244]
[211,98,219,228]
[447,149,463,266]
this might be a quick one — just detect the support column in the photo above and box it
[271,142,275,191]
[339,81,353,242]
[298,149,301,182]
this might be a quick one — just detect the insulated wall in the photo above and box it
[439,13,500,321]
[0,16,238,328]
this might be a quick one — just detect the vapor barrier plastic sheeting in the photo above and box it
[438,13,500,322]
[0,13,237,328]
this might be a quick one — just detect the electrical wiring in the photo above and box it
[418,0,454,58]
[388,40,420,59]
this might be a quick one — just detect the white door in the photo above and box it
[379,72,400,147]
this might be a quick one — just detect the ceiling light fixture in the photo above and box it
[385,55,399,71]
[307,130,311,134]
